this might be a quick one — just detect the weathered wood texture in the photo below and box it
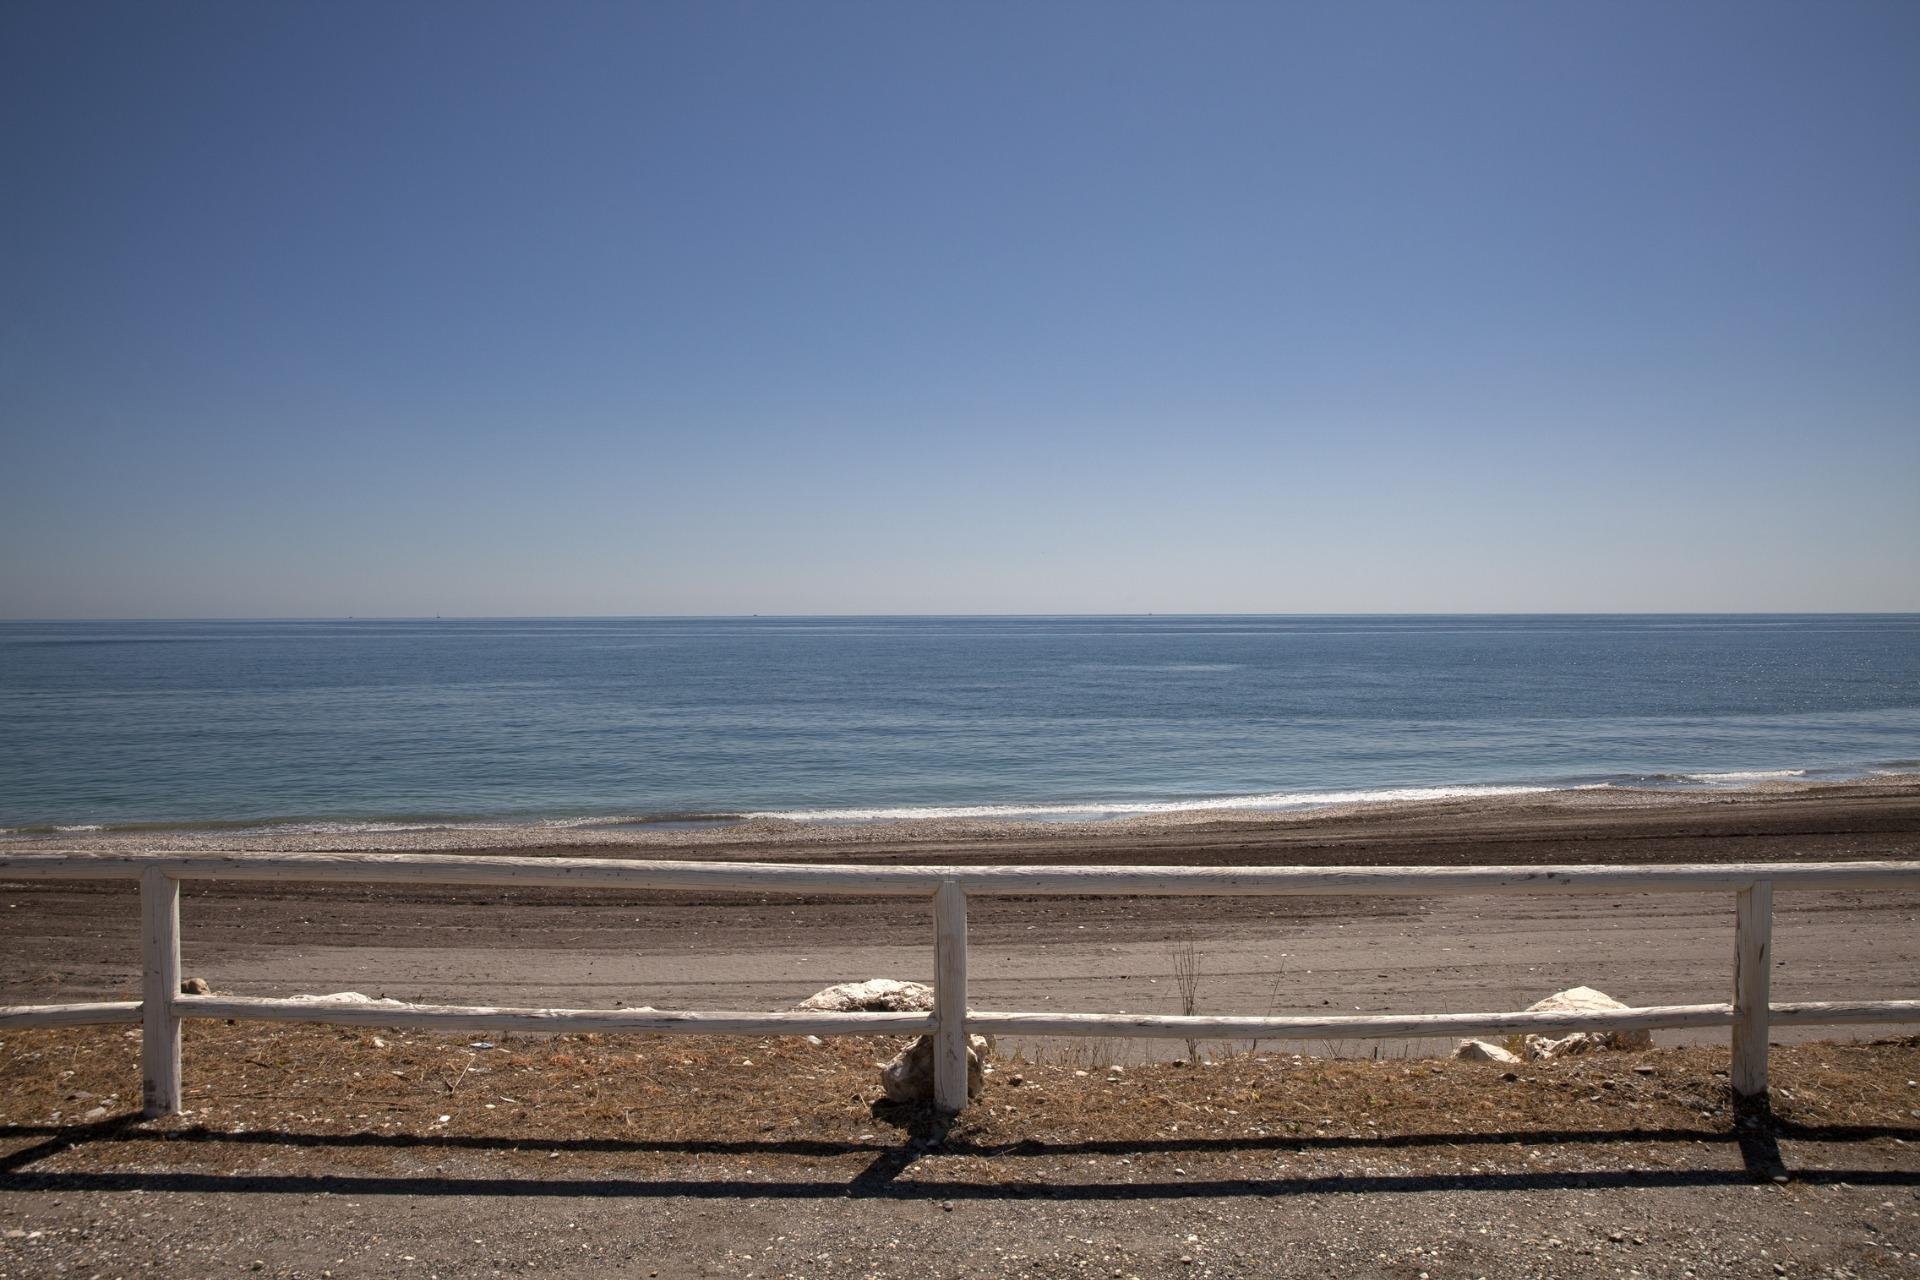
[1731,880,1775,1098]
[968,1003,1739,1040]
[13,996,1904,1040]
[0,1001,142,1029]
[933,879,969,1113]
[172,995,934,1036]
[1769,999,1920,1025]
[4,852,1919,896]
[140,866,182,1117]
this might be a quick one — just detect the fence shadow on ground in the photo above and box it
[1,1111,1914,1201]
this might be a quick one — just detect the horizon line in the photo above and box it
[6,610,1920,624]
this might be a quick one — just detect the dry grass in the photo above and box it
[2,1022,1916,1185]
[1168,938,1202,1062]
[1,1023,889,1153]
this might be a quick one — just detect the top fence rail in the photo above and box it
[4,851,1919,895]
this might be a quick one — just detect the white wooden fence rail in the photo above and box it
[2,853,1917,1117]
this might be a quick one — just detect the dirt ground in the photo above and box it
[2,782,1918,1276]
[0,1027,1916,1279]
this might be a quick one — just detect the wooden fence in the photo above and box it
[3,852,1919,1117]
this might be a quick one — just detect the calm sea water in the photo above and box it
[1,616,1917,833]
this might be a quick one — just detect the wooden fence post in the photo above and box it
[1732,879,1774,1100]
[141,866,182,1117]
[933,879,969,1113]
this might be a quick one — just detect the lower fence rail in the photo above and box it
[171,996,935,1037]
[0,1000,143,1030]
[9,999,1918,1040]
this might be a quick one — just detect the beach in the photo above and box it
[7,778,1917,1056]
[6,778,1919,1276]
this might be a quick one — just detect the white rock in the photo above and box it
[793,979,935,1013]
[879,1033,990,1103]
[1452,1039,1523,1064]
[1521,986,1653,1060]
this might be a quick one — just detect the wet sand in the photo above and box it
[4,778,1918,1057]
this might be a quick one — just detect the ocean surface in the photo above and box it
[1,615,1917,834]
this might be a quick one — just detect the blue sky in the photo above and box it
[3,1,1916,617]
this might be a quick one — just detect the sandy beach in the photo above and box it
[6,778,1917,1058]
[6,778,1918,1277]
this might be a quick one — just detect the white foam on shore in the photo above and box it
[116,813,712,838]
[13,767,1909,839]
[255,820,470,835]
[1678,769,1810,783]
[747,783,1589,824]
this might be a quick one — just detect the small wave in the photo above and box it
[235,820,470,836]
[176,817,741,836]
[225,814,695,836]
[8,762,1906,837]
[1558,768,1823,789]
[748,783,1579,824]
[520,815,647,830]
[1678,769,1810,783]
[1075,662,1244,673]
[527,813,741,829]
[2,812,750,838]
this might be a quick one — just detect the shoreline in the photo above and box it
[7,774,1916,1062]
[6,771,1919,857]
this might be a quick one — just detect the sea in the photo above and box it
[1,615,1916,835]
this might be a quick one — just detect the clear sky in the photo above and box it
[2,1,1916,617]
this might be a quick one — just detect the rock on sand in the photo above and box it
[1521,986,1654,1060]
[880,1033,991,1104]
[792,979,935,1013]
[1452,1038,1523,1064]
